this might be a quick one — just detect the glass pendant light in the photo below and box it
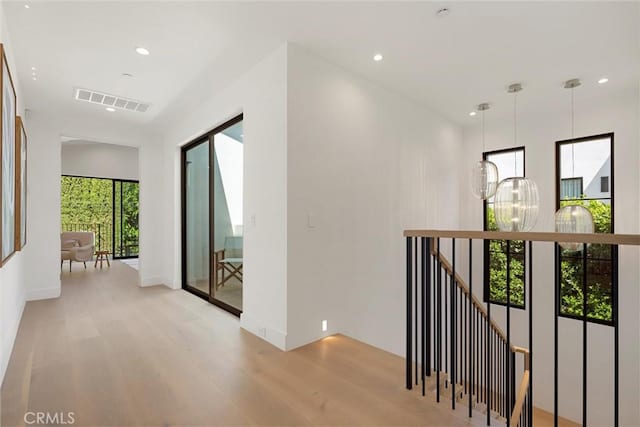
[555,205,594,251]
[470,103,499,199]
[494,83,539,232]
[554,78,594,249]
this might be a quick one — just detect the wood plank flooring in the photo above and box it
[1,261,488,427]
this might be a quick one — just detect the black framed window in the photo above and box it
[556,133,615,324]
[483,147,526,308]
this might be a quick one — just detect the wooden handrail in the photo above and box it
[511,370,530,425]
[432,245,530,355]
[406,229,640,246]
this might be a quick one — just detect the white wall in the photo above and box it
[61,141,139,181]
[285,45,463,352]
[160,44,288,349]
[459,88,640,426]
[0,0,28,384]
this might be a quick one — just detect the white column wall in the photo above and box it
[285,45,463,353]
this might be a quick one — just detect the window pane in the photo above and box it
[557,136,613,323]
[484,148,525,307]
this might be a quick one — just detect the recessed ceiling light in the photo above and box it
[373,53,383,62]
[436,8,450,17]
[24,4,30,9]
[598,77,609,84]
[31,67,36,71]
[105,107,116,112]
[32,77,36,80]
[469,111,477,116]
[122,73,134,78]
[135,47,150,56]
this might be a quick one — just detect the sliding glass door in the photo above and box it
[113,180,139,259]
[61,175,139,259]
[181,115,244,315]
[183,140,211,296]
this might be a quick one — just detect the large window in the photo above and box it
[483,147,526,308]
[556,133,614,324]
[61,175,139,258]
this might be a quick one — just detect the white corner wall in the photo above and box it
[459,88,640,426]
[0,0,29,383]
[161,44,288,349]
[285,45,463,353]
[61,142,139,181]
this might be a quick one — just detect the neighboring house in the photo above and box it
[560,156,611,202]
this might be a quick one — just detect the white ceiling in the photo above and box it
[4,1,639,135]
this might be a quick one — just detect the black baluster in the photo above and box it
[452,238,456,409]
[406,236,412,390]
[426,238,432,379]
[506,240,511,427]
[469,263,474,413]
[437,238,442,402]
[554,243,560,427]
[415,237,418,386]
[582,242,588,427]
[613,244,619,427]
[528,241,533,427]
[487,297,492,425]
[421,237,426,396]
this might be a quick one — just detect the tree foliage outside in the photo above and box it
[486,206,525,307]
[485,199,613,322]
[559,199,612,322]
[61,176,139,256]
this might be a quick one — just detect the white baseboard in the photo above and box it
[26,286,61,301]
[140,276,164,287]
[240,313,287,350]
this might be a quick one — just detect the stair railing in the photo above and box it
[405,229,639,427]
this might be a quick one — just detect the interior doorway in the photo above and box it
[181,114,243,315]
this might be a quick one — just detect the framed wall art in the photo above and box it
[16,115,26,250]
[0,43,16,265]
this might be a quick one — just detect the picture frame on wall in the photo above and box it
[15,116,26,250]
[0,43,17,265]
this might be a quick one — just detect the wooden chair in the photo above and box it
[214,236,243,289]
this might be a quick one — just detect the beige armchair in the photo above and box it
[61,232,95,271]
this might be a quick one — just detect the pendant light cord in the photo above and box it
[482,109,486,153]
[513,91,518,173]
[571,87,575,177]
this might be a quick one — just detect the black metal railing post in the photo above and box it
[451,238,457,409]
[582,242,588,427]
[406,236,413,390]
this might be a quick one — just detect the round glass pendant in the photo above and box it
[494,177,539,232]
[471,160,499,200]
[554,205,594,251]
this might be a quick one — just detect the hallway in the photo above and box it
[1,262,484,426]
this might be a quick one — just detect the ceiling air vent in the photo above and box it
[74,88,151,113]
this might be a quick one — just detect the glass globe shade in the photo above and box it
[555,205,594,251]
[494,178,539,232]
[471,160,499,200]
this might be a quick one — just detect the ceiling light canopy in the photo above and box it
[373,53,383,62]
[135,47,150,56]
[598,77,609,84]
[436,8,450,17]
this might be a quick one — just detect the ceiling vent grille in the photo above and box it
[74,88,151,113]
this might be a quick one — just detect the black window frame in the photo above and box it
[555,132,616,326]
[482,146,527,309]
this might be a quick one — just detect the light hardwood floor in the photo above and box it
[1,261,491,427]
